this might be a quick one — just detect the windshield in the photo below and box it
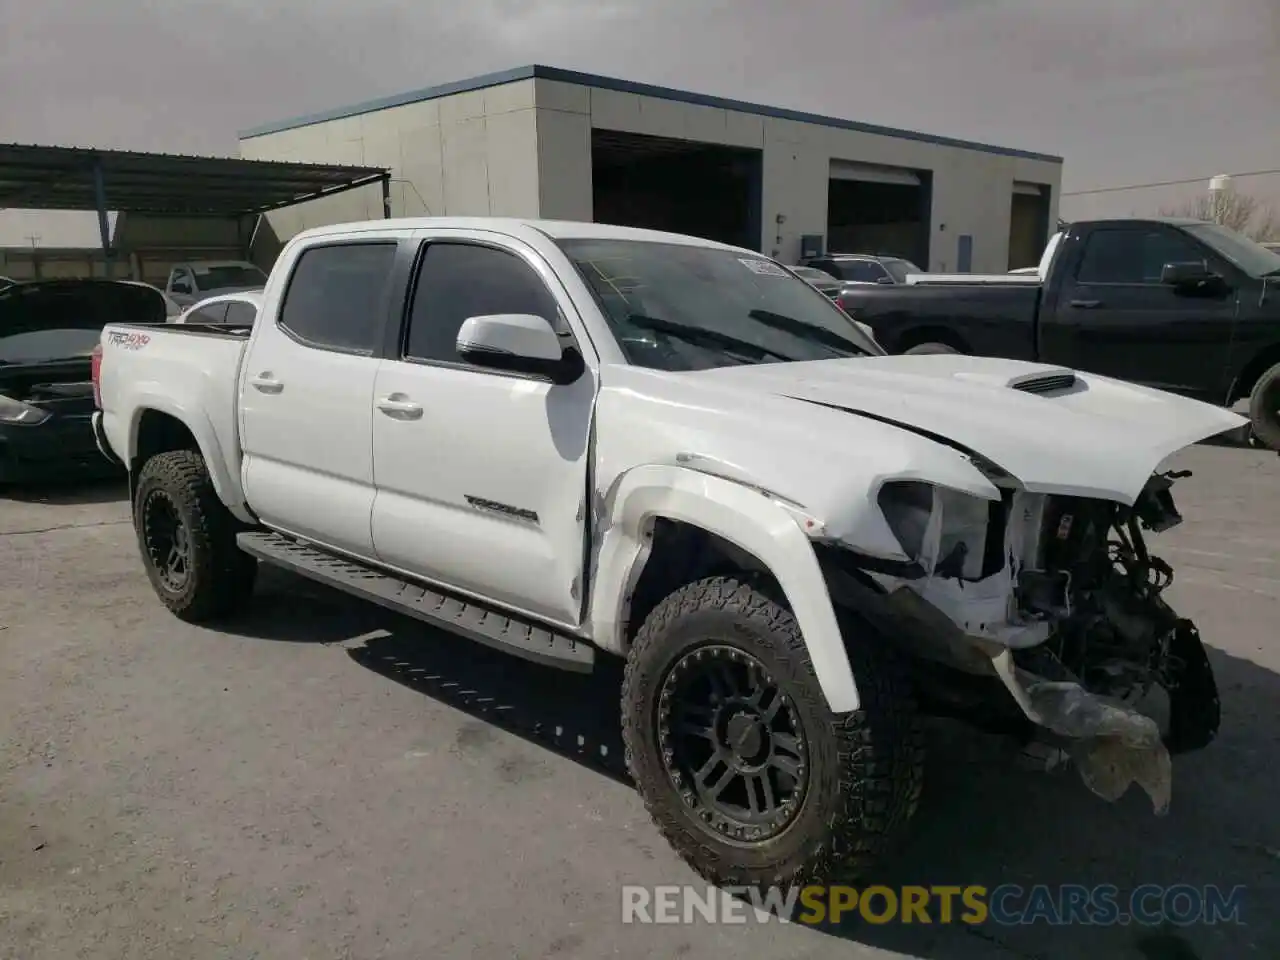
[1184,223,1280,277]
[557,239,882,371]
[881,258,922,283]
[193,264,268,291]
[0,281,166,364]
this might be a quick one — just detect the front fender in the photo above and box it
[590,464,860,714]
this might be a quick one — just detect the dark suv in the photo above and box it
[800,254,924,285]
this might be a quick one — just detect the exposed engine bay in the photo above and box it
[823,466,1220,815]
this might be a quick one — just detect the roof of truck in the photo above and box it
[1070,216,1207,228]
[293,217,751,253]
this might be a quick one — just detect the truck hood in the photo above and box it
[693,355,1247,503]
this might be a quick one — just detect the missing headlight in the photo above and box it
[877,480,1003,580]
[876,480,933,559]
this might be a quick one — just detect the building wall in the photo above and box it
[239,73,1062,274]
[531,79,1061,273]
[240,79,542,249]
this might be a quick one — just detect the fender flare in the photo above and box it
[590,464,861,714]
[125,389,252,523]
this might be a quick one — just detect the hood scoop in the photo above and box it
[1010,372,1078,395]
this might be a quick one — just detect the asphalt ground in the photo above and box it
[1,439,1277,960]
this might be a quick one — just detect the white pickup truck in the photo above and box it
[93,217,1244,886]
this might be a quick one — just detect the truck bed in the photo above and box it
[96,321,252,508]
[839,281,1042,359]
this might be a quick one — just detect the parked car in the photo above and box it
[0,279,166,483]
[95,217,1240,886]
[838,217,1280,449]
[172,290,263,326]
[165,260,268,309]
[120,280,182,318]
[790,264,844,299]
[801,253,925,285]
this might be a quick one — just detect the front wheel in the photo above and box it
[1247,361,1280,451]
[621,576,925,887]
[134,449,257,622]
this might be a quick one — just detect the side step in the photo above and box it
[236,531,595,673]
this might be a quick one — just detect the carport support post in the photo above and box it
[382,174,392,219]
[92,158,113,272]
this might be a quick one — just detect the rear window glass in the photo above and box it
[279,243,396,353]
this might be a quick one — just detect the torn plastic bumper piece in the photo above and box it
[988,649,1170,815]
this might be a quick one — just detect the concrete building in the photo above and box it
[240,65,1063,273]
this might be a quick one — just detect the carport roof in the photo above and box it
[0,142,389,217]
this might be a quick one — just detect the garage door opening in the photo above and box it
[1009,182,1051,270]
[591,130,763,250]
[826,161,931,266]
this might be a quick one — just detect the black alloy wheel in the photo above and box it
[141,490,191,593]
[657,643,809,843]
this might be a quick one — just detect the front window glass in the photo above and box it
[1184,223,1280,277]
[557,239,880,371]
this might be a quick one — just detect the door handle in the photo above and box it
[249,374,283,394]
[1069,299,1102,309]
[376,394,423,419]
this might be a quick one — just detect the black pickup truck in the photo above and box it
[837,218,1280,449]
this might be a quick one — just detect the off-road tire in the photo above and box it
[904,341,958,356]
[133,449,257,622]
[621,576,925,887]
[1247,361,1280,452]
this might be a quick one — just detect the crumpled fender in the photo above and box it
[589,463,861,714]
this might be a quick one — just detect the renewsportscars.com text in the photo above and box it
[621,884,1246,927]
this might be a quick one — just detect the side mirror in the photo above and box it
[1160,261,1217,287]
[456,313,584,385]
[875,275,895,284]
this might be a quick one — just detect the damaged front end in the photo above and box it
[821,467,1220,815]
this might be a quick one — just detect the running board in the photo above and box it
[236,531,595,673]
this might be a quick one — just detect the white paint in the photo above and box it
[97,217,1242,716]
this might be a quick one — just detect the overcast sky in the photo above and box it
[1,0,1277,195]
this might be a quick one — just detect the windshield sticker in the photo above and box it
[739,258,788,278]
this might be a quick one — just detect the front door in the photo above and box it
[1054,224,1238,399]
[370,232,596,627]
[239,239,399,557]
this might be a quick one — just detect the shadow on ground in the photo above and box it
[1,476,128,505]
[227,572,1279,960]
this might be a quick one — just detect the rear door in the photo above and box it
[1052,225,1238,398]
[239,238,400,557]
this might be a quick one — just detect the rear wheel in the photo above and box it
[134,449,256,622]
[1247,361,1280,451]
[621,576,925,886]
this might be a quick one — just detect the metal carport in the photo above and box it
[0,142,391,261]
